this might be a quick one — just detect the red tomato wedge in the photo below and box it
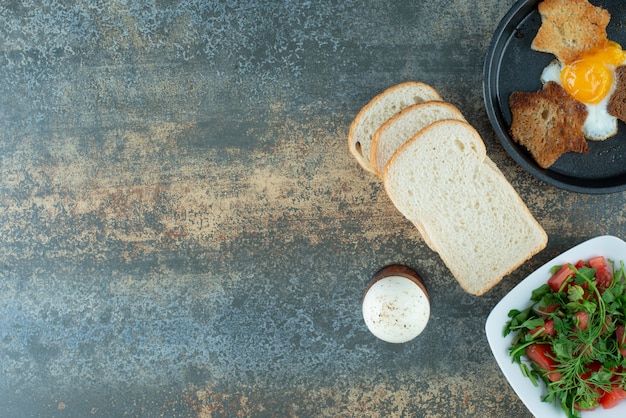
[574,403,598,412]
[617,324,626,357]
[595,267,613,288]
[536,303,559,318]
[574,311,589,330]
[548,264,575,292]
[600,387,626,409]
[589,256,613,288]
[529,319,556,337]
[588,256,608,269]
[580,361,602,380]
[525,344,563,382]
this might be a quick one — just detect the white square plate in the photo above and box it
[486,235,626,417]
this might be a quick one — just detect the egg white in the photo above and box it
[541,60,618,141]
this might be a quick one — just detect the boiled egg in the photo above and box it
[540,41,626,140]
[362,265,430,343]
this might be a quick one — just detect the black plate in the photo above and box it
[483,0,626,194]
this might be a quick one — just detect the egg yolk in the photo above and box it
[560,42,626,105]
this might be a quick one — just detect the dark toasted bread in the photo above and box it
[509,82,589,168]
[608,66,626,123]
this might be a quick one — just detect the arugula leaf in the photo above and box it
[504,307,533,337]
[550,264,563,275]
[577,266,596,282]
[531,284,551,302]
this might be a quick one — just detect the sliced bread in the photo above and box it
[410,155,502,253]
[383,120,547,295]
[370,101,466,176]
[348,81,441,173]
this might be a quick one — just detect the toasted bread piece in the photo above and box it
[370,101,466,176]
[608,66,626,123]
[383,120,547,296]
[532,0,610,64]
[509,81,589,168]
[348,81,441,173]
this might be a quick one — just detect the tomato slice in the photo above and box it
[525,344,563,382]
[574,402,598,412]
[528,319,556,338]
[595,267,613,289]
[544,319,556,336]
[600,387,626,409]
[617,324,626,357]
[580,361,602,380]
[536,303,560,318]
[588,256,608,269]
[574,311,589,330]
[548,264,575,292]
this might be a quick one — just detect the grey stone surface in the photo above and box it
[2,0,624,416]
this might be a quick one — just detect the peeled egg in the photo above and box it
[540,42,626,140]
[362,265,430,343]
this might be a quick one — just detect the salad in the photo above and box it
[504,256,626,418]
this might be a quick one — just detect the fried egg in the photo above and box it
[540,41,626,140]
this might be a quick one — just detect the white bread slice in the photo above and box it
[383,120,547,295]
[410,156,501,252]
[370,101,466,176]
[348,81,441,173]
[370,101,465,249]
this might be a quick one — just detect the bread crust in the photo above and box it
[509,81,589,168]
[370,101,465,176]
[532,0,610,64]
[348,81,441,173]
[608,66,626,123]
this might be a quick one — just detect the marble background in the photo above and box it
[2,1,624,416]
